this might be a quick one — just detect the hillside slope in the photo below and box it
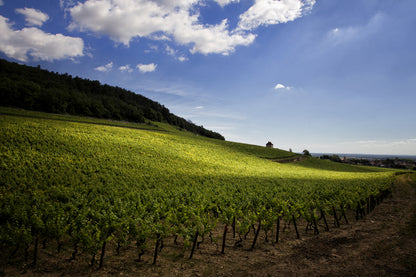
[0,108,400,275]
[0,58,224,140]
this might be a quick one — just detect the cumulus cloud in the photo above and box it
[179,18,256,55]
[94,62,113,72]
[0,15,84,62]
[15,7,49,27]
[118,64,133,72]
[69,0,255,55]
[274,83,292,90]
[137,63,157,73]
[68,0,313,55]
[237,0,315,31]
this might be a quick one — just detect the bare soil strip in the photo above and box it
[2,174,415,277]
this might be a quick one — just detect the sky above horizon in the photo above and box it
[1,0,415,155]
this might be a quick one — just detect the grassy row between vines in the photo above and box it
[0,107,402,268]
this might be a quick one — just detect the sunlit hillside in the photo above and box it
[0,107,397,268]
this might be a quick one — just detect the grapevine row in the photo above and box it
[0,113,397,268]
[0,173,394,267]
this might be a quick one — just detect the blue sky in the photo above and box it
[1,0,415,155]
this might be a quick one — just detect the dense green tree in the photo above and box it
[320,155,342,163]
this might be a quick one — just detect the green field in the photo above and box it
[0,107,398,266]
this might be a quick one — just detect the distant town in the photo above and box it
[314,154,416,170]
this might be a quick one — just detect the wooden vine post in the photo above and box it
[189,231,199,259]
[292,215,300,239]
[221,225,228,254]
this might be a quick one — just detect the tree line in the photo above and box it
[0,59,224,140]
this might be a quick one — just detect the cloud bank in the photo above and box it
[0,15,84,62]
[68,0,315,55]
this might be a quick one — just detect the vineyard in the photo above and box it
[0,108,401,273]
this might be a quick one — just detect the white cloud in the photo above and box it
[237,0,315,31]
[15,7,49,27]
[69,0,181,45]
[326,12,387,46]
[151,0,199,10]
[144,44,159,53]
[176,18,256,55]
[178,56,188,62]
[94,62,113,72]
[274,83,292,91]
[164,45,188,62]
[0,15,84,62]
[214,0,240,7]
[119,64,133,72]
[151,34,171,41]
[165,45,175,56]
[69,0,318,55]
[137,63,157,73]
[67,0,316,55]
[69,0,256,55]
[274,83,285,90]
[59,0,77,11]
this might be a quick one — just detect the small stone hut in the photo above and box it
[266,141,273,148]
